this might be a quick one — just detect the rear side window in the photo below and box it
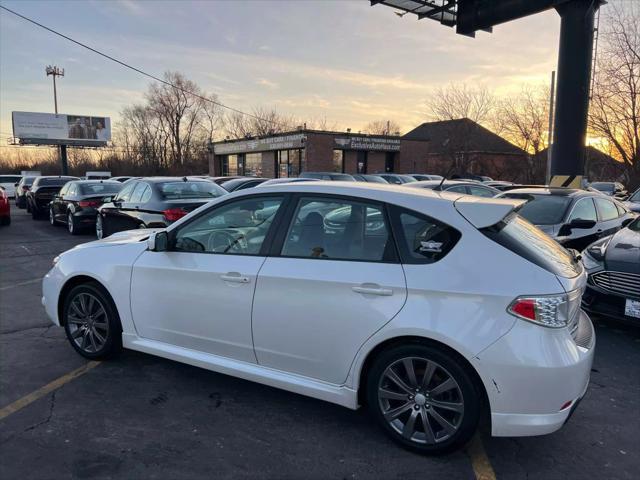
[503,194,572,225]
[390,206,461,264]
[281,197,392,262]
[482,213,581,278]
[595,198,619,221]
[129,182,149,203]
[115,181,137,202]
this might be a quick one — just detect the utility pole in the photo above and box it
[546,70,555,185]
[46,65,68,175]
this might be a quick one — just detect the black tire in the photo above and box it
[67,212,80,235]
[366,343,481,455]
[62,282,122,360]
[50,208,59,226]
[31,205,39,219]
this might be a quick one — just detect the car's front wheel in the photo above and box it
[366,344,481,455]
[67,212,80,235]
[62,282,122,359]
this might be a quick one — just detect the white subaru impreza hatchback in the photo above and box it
[43,182,594,454]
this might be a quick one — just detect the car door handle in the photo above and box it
[220,273,250,284]
[352,285,393,296]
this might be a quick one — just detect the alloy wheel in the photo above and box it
[68,213,74,234]
[67,292,110,354]
[96,216,103,239]
[49,208,55,225]
[377,357,464,445]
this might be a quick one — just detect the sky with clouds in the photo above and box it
[0,0,563,140]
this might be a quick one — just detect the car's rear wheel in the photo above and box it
[67,212,80,235]
[31,205,39,219]
[62,282,122,359]
[96,215,104,239]
[49,208,59,226]
[366,344,480,455]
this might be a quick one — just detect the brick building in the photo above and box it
[209,119,534,181]
[209,130,430,178]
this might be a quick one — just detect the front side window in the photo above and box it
[568,198,597,222]
[174,197,283,255]
[282,197,391,261]
[115,181,137,202]
[392,207,461,264]
[595,197,619,221]
[129,182,149,203]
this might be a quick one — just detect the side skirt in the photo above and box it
[123,333,359,409]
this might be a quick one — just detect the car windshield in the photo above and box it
[159,181,225,199]
[37,177,76,186]
[628,216,640,232]
[629,189,640,202]
[79,183,122,195]
[504,194,572,225]
[591,182,614,192]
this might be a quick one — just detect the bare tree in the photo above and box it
[589,3,640,184]
[496,85,550,156]
[362,119,402,135]
[223,106,295,138]
[425,83,495,125]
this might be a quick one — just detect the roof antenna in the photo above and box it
[437,176,446,190]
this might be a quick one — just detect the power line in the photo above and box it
[0,5,283,127]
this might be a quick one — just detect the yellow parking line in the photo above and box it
[467,433,497,480]
[0,361,100,421]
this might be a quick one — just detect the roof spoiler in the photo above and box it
[454,196,526,229]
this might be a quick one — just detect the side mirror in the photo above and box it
[568,218,597,230]
[148,231,168,252]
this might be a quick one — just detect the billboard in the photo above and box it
[12,111,111,146]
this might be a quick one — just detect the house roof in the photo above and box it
[403,118,525,155]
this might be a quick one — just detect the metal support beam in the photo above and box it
[60,145,68,175]
[550,0,599,186]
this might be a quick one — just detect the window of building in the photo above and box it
[222,155,239,176]
[332,150,344,173]
[385,152,395,173]
[245,153,262,177]
[357,151,368,174]
[276,149,304,178]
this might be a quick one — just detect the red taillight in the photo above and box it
[79,200,100,208]
[509,299,536,321]
[163,208,188,222]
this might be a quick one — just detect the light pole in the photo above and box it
[46,65,68,174]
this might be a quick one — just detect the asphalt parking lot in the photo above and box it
[1,204,639,480]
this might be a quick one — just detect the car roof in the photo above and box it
[136,177,211,183]
[501,187,587,197]
[71,179,121,184]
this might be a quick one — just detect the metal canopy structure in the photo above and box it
[370,0,604,186]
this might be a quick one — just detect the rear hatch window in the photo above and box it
[482,213,582,278]
[159,181,225,200]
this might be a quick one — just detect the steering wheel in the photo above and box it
[207,230,247,253]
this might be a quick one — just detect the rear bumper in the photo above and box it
[72,209,99,225]
[473,310,595,437]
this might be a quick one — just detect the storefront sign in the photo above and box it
[334,136,400,151]
[214,133,306,154]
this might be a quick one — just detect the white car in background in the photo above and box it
[0,174,22,198]
[42,182,594,454]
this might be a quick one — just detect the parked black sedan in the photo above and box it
[26,176,79,219]
[96,177,227,239]
[581,216,640,325]
[49,180,122,235]
[499,187,636,251]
